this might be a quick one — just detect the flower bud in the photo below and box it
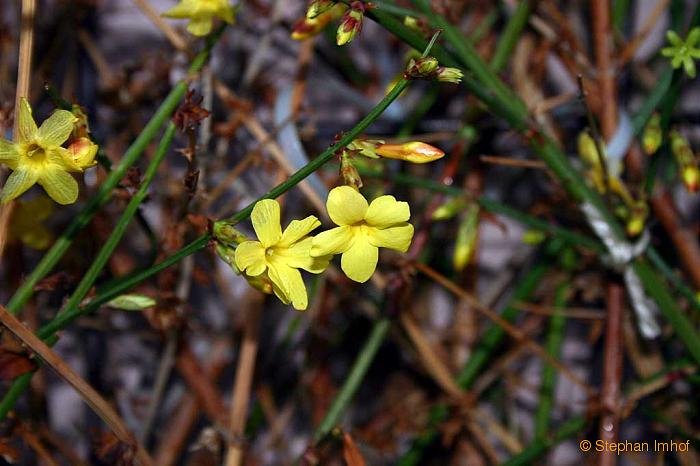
[213,221,249,245]
[406,57,439,78]
[522,229,546,245]
[403,16,424,33]
[107,294,157,311]
[432,197,468,221]
[435,66,463,84]
[577,132,604,170]
[340,153,363,188]
[626,201,648,237]
[453,205,479,271]
[336,2,365,46]
[307,0,336,19]
[67,137,98,170]
[670,130,700,192]
[292,3,346,40]
[375,141,445,164]
[642,113,662,155]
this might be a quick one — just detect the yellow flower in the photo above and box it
[311,186,414,283]
[234,199,330,310]
[163,0,236,36]
[8,196,54,249]
[0,98,86,205]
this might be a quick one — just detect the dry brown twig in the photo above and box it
[0,305,153,466]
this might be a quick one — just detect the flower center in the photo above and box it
[25,142,48,163]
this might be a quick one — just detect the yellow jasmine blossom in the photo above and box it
[8,196,54,250]
[311,186,414,283]
[163,0,236,36]
[0,98,86,205]
[235,199,330,310]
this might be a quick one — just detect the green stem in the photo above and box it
[4,29,225,316]
[534,280,568,438]
[312,318,391,442]
[500,416,588,466]
[490,0,532,72]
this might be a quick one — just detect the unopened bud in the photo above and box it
[340,152,363,188]
[213,221,249,245]
[432,197,468,221]
[67,137,98,170]
[71,104,91,138]
[522,229,546,245]
[642,113,662,155]
[307,0,336,19]
[435,66,463,84]
[682,165,700,193]
[403,16,422,32]
[406,57,439,78]
[336,4,364,46]
[453,205,479,271]
[577,132,604,170]
[108,294,157,311]
[670,130,700,193]
[626,202,648,237]
[375,141,445,164]
[292,3,346,40]
[215,243,238,270]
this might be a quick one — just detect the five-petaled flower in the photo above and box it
[661,28,700,78]
[0,98,95,205]
[163,0,236,36]
[311,186,414,283]
[235,199,330,310]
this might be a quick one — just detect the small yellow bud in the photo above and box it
[336,5,364,46]
[435,66,463,84]
[307,0,336,19]
[432,197,468,221]
[403,16,422,33]
[670,130,700,193]
[522,229,547,245]
[577,132,603,170]
[291,3,346,40]
[642,113,662,155]
[67,137,98,170]
[406,57,439,78]
[375,141,445,164]
[682,165,700,193]
[340,153,363,188]
[453,205,479,271]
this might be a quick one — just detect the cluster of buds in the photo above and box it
[642,113,662,155]
[578,132,648,236]
[405,56,464,84]
[292,1,373,46]
[670,130,700,192]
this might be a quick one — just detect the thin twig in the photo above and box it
[0,305,153,466]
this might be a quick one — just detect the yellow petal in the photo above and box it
[269,263,308,310]
[162,0,197,18]
[341,236,378,283]
[17,98,38,143]
[310,225,354,257]
[234,241,267,276]
[37,166,78,205]
[251,199,282,248]
[326,186,368,226]
[1,167,39,203]
[279,237,330,274]
[278,215,321,247]
[266,265,291,305]
[365,195,410,227]
[187,15,214,36]
[0,139,19,169]
[367,223,414,252]
[37,110,77,147]
[216,2,236,23]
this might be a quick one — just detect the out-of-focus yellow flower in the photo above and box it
[234,199,330,310]
[453,204,479,271]
[291,3,346,40]
[311,186,414,283]
[163,0,236,36]
[670,130,700,193]
[8,196,54,249]
[0,98,88,205]
[642,113,662,155]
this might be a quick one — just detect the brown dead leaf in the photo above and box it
[342,432,366,466]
